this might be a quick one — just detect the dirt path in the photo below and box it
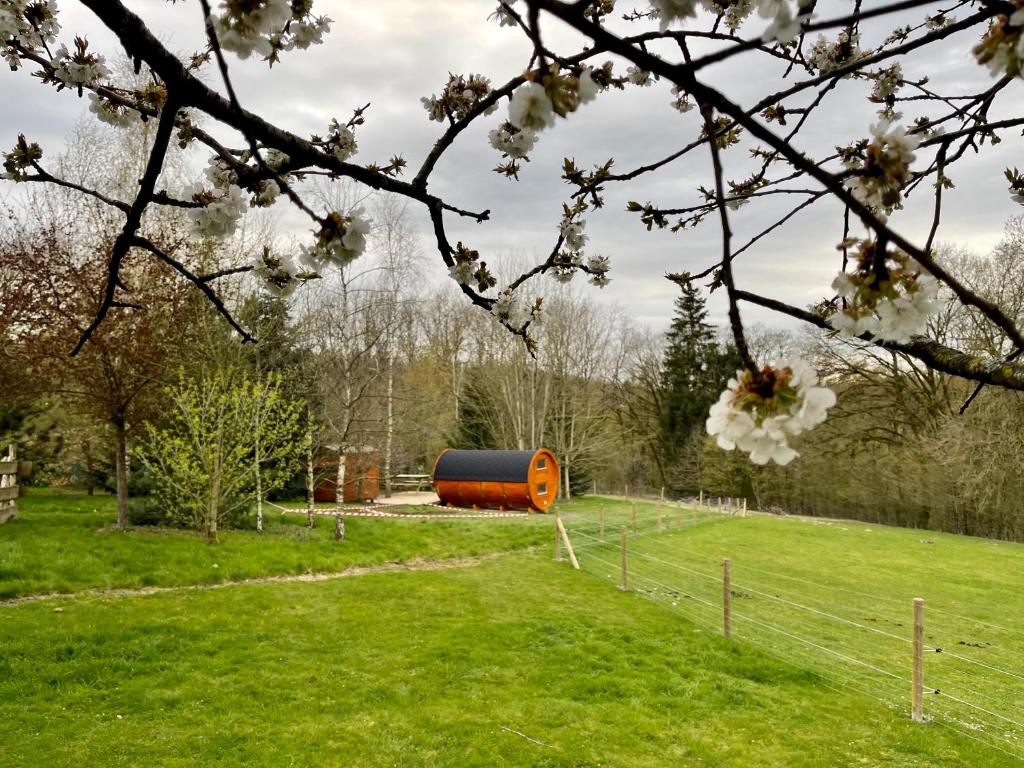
[1,551,511,607]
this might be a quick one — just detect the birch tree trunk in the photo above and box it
[384,356,393,498]
[306,423,315,529]
[335,447,346,540]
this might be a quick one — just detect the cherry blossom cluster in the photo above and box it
[1,0,61,71]
[1,133,42,181]
[251,247,304,297]
[488,121,537,160]
[491,288,543,330]
[1007,168,1024,206]
[546,203,611,287]
[51,36,108,90]
[488,1,518,27]
[212,0,331,62]
[186,182,248,240]
[973,2,1024,78]
[870,63,903,102]
[448,242,497,292]
[807,28,861,74]
[421,73,497,123]
[829,240,942,343]
[706,359,837,465]
[298,209,370,270]
[757,0,813,44]
[507,64,600,135]
[647,0,813,58]
[670,85,694,113]
[843,120,919,219]
[312,118,358,163]
[88,93,142,128]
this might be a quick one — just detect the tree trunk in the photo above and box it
[306,426,315,528]
[334,449,346,539]
[114,420,129,530]
[384,356,394,498]
[254,440,264,533]
[563,460,571,502]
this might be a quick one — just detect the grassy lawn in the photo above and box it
[0,490,551,600]
[562,505,1024,762]
[1,553,1008,768]
[1,491,1021,765]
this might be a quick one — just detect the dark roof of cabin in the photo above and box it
[433,450,539,483]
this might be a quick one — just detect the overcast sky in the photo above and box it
[2,0,1022,336]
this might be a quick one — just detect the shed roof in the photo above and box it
[433,449,539,483]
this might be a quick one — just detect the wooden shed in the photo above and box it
[432,449,559,512]
[313,450,380,503]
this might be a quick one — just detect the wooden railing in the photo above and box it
[390,474,432,491]
[0,444,17,524]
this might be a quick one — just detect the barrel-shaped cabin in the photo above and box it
[432,448,559,512]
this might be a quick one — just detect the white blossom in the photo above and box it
[489,1,518,27]
[577,67,600,104]
[187,183,248,240]
[649,0,699,31]
[331,125,357,162]
[872,63,903,101]
[508,82,556,132]
[263,149,289,171]
[449,261,475,285]
[488,123,537,158]
[52,43,109,87]
[287,17,331,50]
[627,67,653,87]
[560,219,588,250]
[706,358,836,466]
[300,208,371,270]
[213,0,291,60]
[253,250,299,296]
[88,93,138,128]
[253,179,279,207]
[491,288,530,328]
[670,85,694,113]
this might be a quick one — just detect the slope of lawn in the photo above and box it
[0,489,552,600]
[562,503,1024,762]
[0,552,1009,768]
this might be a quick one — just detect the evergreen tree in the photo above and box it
[660,283,740,493]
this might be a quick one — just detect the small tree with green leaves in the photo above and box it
[137,370,305,541]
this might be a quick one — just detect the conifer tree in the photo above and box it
[661,284,740,493]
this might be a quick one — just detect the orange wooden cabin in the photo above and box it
[313,450,380,503]
[431,448,559,512]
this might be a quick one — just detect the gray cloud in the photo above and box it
[2,0,1022,339]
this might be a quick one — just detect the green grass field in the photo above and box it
[2,491,1022,766]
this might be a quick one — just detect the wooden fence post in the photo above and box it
[743,498,748,517]
[619,526,628,591]
[912,598,925,722]
[0,444,18,525]
[699,489,704,506]
[631,504,637,535]
[717,497,722,515]
[599,509,605,543]
[660,486,665,501]
[723,559,732,639]
[555,514,580,570]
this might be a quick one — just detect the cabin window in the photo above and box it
[536,458,547,470]
[537,483,548,495]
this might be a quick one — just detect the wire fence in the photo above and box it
[554,500,1024,764]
